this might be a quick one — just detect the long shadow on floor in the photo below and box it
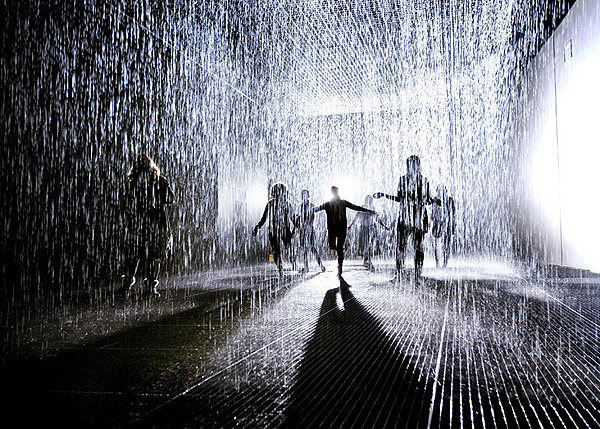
[285,277,441,428]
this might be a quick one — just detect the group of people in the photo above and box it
[253,185,379,277]
[253,155,456,281]
[117,153,456,297]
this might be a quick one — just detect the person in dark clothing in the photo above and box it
[347,194,389,270]
[295,189,326,274]
[120,154,174,297]
[374,155,436,281]
[431,184,456,268]
[252,182,295,277]
[315,186,376,277]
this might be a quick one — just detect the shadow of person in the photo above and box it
[284,278,438,428]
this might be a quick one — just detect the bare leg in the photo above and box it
[413,229,425,279]
[363,243,373,270]
[275,251,283,277]
[364,255,372,270]
[312,245,325,272]
[270,234,283,277]
[275,246,283,277]
[288,241,296,272]
[396,223,408,273]
[337,230,347,277]
[443,232,452,267]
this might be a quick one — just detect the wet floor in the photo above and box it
[3,259,600,428]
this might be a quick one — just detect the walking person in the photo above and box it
[431,184,456,268]
[252,182,295,277]
[295,189,326,273]
[315,186,376,277]
[120,154,174,297]
[373,155,436,281]
[347,194,389,270]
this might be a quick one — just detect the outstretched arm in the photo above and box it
[253,203,269,235]
[314,202,327,212]
[373,192,400,202]
[346,201,376,214]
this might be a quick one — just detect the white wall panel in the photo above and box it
[521,0,600,271]
[521,36,563,265]
[554,0,600,271]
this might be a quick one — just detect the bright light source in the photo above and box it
[322,175,361,204]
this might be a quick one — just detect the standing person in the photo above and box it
[347,194,389,270]
[373,155,435,281]
[252,182,295,277]
[431,184,456,268]
[295,189,326,274]
[120,154,174,297]
[315,186,376,277]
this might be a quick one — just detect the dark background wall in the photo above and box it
[0,0,235,312]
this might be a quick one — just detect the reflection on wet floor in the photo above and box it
[3,258,600,428]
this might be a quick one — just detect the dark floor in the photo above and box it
[3,258,600,428]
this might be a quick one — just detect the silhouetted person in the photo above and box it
[432,184,455,268]
[253,182,295,277]
[316,186,375,277]
[347,194,389,270]
[120,154,174,297]
[295,189,326,273]
[374,155,435,280]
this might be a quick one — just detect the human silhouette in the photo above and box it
[294,189,326,273]
[315,186,375,277]
[431,184,455,268]
[374,155,435,280]
[347,194,389,270]
[120,154,174,297]
[253,182,295,277]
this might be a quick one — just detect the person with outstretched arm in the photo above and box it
[252,182,295,277]
[315,186,376,277]
[373,155,437,281]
